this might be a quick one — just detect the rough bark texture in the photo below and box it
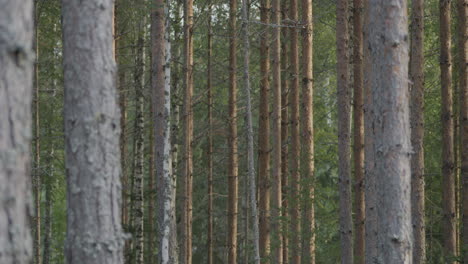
[152,0,178,262]
[409,0,426,262]
[0,0,34,262]
[207,3,214,264]
[183,0,194,260]
[280,5,289,262]
[363,0,377,262]
[228,0,239,261]
[337,0,353,262]
[272,0,283,261]
[241,0,261,261]
[368,0,412,262]
[289,0,301,260]
[459,0,468,262]
[62,0,125,263]
[352,0,365,262]
[301,0,315,261]
[259,0,271,259]
[439,0,457,262]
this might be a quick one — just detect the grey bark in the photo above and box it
[62,0,125,263]
[241,0,261,261]
[367,0,413,262]
[152,0,179,261]
[337,0,353,262]
[409,0,426,262]
[0,0,34,263]
[363,0,377,262]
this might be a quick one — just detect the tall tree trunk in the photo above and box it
[131,16,146,264]
[337,0,353,262]
[301,0,315,260]
[207,2,214,263]
[363,0,377,262]
[259,0,271,259]
[280,4,290,262]
[33,2,41,263]
[352,0,365,262]
[289,0,301,260]
[440,0,457,261]
[272,0,283,261]
[171,2,182,251]
[62,0,124,263]
[368,0,412,262]
[409,0,426,262]
[0,1,34,263]
[183,0,194,260]
[458,0,468,262]
[228,0,239,261]
[153,0,178,262]
[241,0,261,261]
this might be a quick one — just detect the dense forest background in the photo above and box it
[8,0,466,263]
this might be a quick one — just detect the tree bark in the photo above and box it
[259,0,271,259]
[289,0,301,260]
[367,0,412,262]
[241,0,261,262]
[301,0,315,260]
[458,0,468,262]
[439,0,457,261]
[228,0,239,261]
[207,2,214,264]
[0,0,34,263]
[153,0,179,261]
[62,0,125,263]
[352,0,365,262]
[337,0,353,262]
[363,0,377,262]
[280,4,290,262]
[183,0,194,260]
[272,0,283,261]
[409,0,426,262]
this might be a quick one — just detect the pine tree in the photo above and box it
[352,0,365,262]
[259,0,271,259]
[62,0,125,262]
[409,0,426,262]
[368,0,412,261]
[301,0,315,260]
[439,0,457,261]
[0,1,34,263]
